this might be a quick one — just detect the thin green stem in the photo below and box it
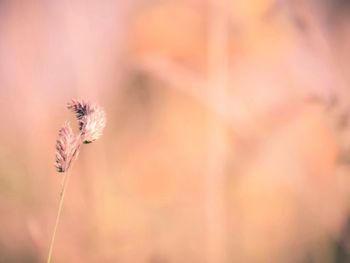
[47,171,71,263]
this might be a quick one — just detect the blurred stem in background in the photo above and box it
[204,0,230,262]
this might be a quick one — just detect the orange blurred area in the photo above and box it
[2,0,350,262]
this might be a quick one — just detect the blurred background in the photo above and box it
[2,0,350,262]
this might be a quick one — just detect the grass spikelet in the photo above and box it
[47,99,106,263]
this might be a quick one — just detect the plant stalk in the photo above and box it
[47,171,71,263]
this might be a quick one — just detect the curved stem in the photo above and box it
[47,171,71,263]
